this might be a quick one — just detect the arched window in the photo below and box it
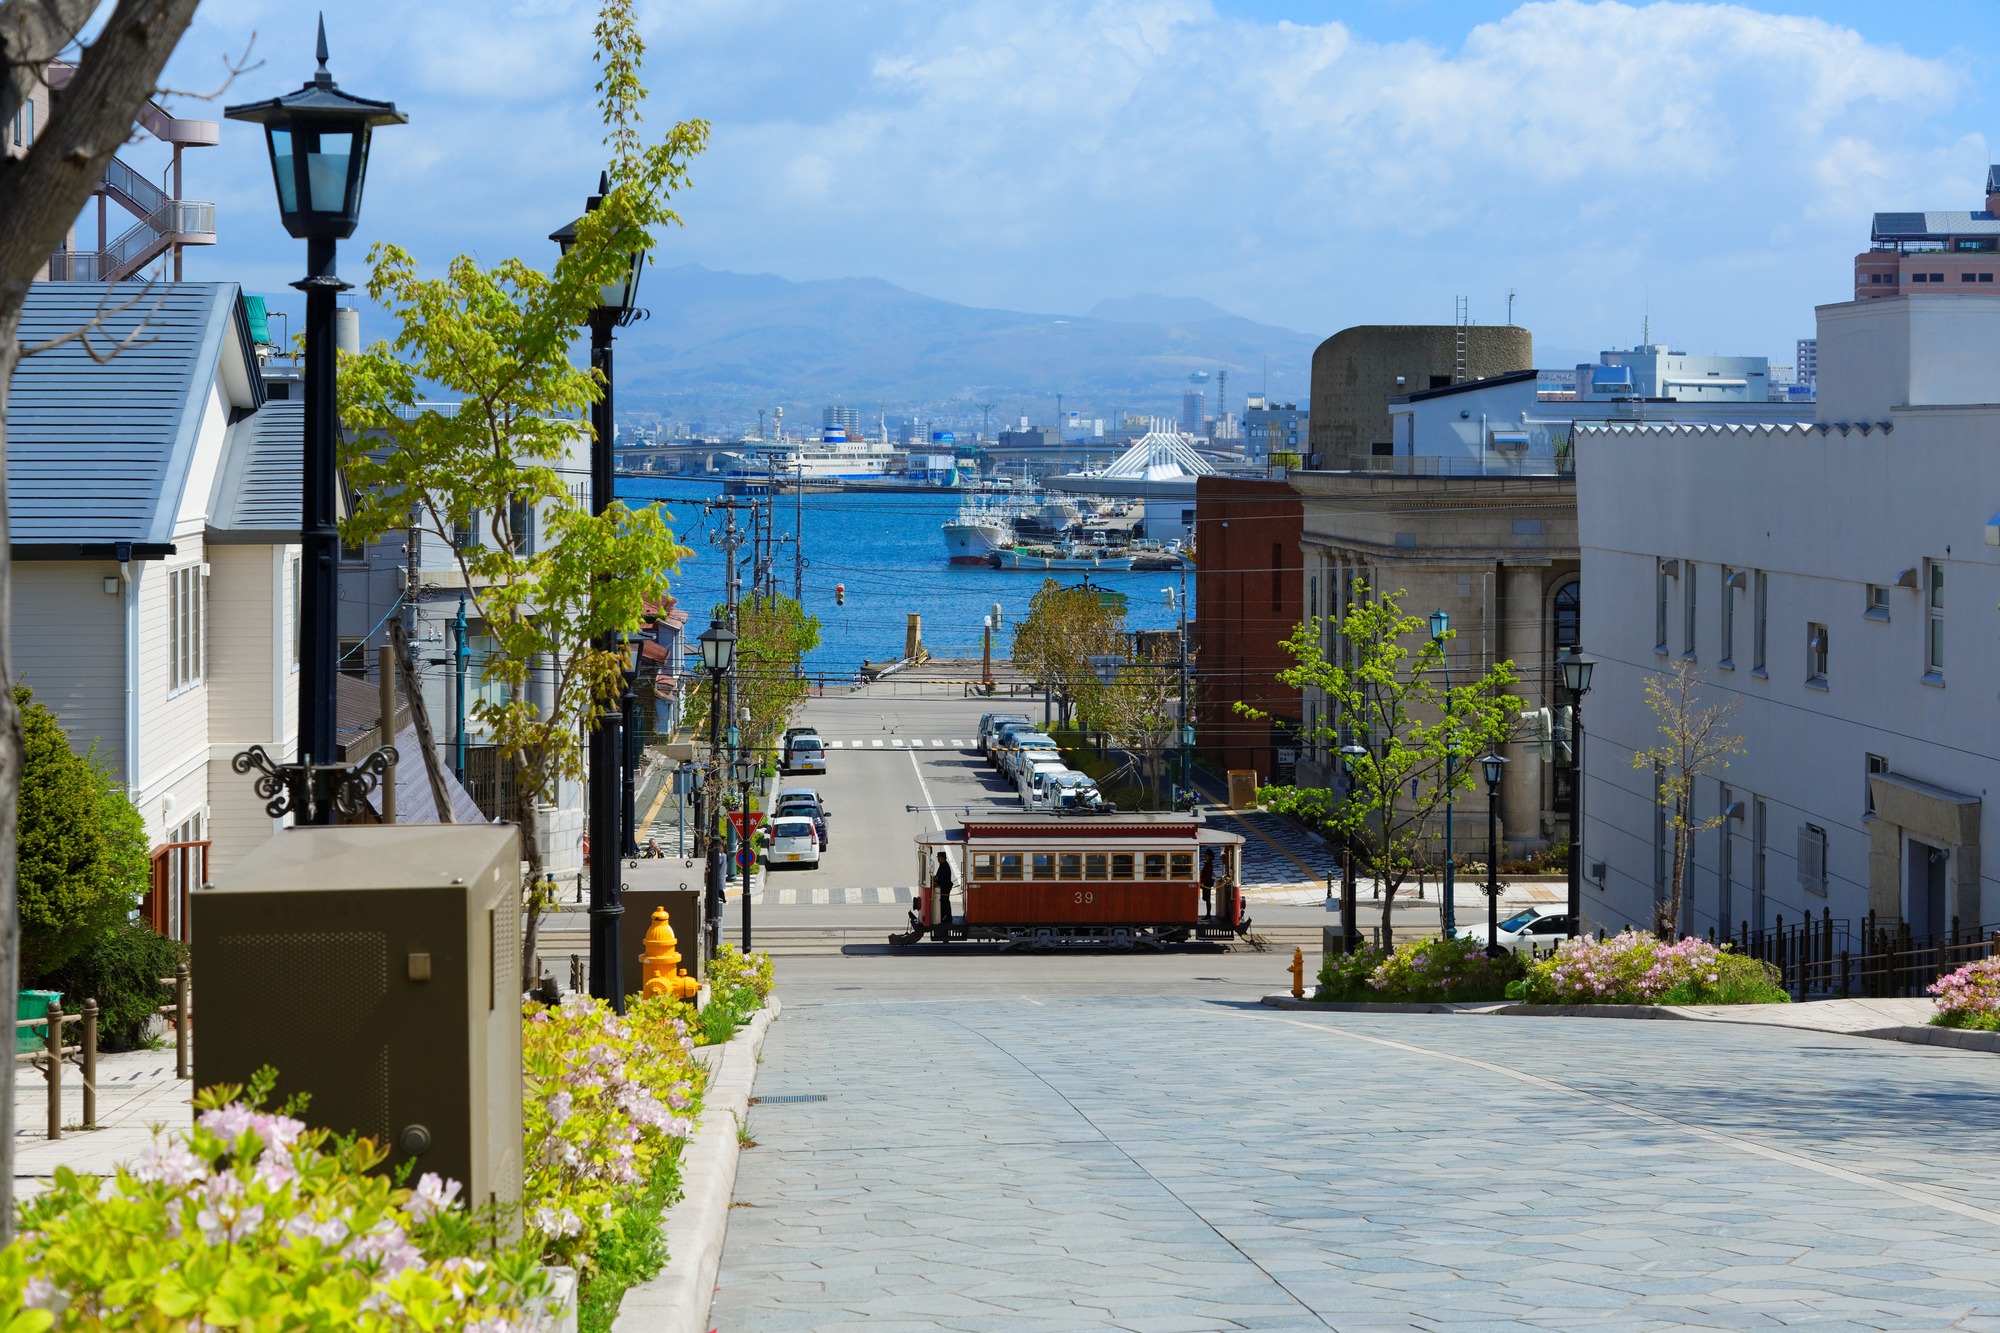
[1553,580,1581,653]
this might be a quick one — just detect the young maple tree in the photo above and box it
[1631,658,1745,938]
[1247,583,1517,945]
[338,0,707,984]
[1010,578,1123,729]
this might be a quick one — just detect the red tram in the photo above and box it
[892,813,1249,949]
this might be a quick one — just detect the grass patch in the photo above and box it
[1934,1010,2000,1031]
[576,1147,686,1333]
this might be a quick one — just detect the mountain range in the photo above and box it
[610,265,1320,428]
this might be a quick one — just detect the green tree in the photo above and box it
[1244,585,1517,945]
[1097,637,1182,808]
[682,594,822,785]
[339,0,707,984]
[1632,658,1745,938]
[16,687,148,979]
[1010,579,1122,728]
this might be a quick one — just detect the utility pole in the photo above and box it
[794,458,805,603]
[707,498,750,953]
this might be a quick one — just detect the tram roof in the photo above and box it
[918,813,1245,844]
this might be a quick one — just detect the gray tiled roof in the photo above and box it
[8,282,242,549]
[208,397,301,542]
[1872,211,2000,241]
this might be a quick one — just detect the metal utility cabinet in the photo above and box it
[197,825,523,1211]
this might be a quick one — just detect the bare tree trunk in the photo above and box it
[515,776,546,992]
[0,0,205,1246]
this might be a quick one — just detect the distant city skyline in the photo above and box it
[154,0,2000,375]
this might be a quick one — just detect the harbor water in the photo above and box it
[616,478,1195,674]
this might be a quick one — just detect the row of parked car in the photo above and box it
[976,712,1108,813]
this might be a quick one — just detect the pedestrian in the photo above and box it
[1200,848,1216,919]
[932,851,956,932]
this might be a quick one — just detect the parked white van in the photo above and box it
[1044,770,1105,813]
[1019,760,1072,806]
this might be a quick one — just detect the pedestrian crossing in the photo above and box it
[725,884,916,906]
[816,738,972,749]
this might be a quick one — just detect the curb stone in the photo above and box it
[611,996,781,1333]
[1860,1023,2000,1054]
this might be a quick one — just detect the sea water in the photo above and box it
[616,478,1195,673]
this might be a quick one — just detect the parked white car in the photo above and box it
[1458,906,1575,956]
[1019,761,1072,807]
[997,733,1059,781]
[766,816,822,869]
[1046,770,1106,812]
[783,733,826,774]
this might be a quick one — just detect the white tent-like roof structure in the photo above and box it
[1087,431,1216,482]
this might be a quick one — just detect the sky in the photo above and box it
[147,0,2000,370]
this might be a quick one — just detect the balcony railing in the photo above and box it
[1330,454,1573,478]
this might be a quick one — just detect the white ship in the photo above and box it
[719,427,902,486]
[942,496,1013,564]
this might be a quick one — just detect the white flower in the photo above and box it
[406,1171,463,1221]
[128,1135,208,1187]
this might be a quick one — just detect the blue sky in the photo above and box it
[150,1,2000,370]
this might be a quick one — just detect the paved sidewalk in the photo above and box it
[14,1046,190,1197]
[716,994,2000,1330]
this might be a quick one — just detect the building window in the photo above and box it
[1752,570,1768,675]
[1654,560,1670,653]
[1865,584,1890,621]
[1110,853,1135,880]
[507,497,533,555]
[1719,566,1736,667]
[7,100,31,150]
[1806,622,1828,687]
[1797,824,1828,896]
[1170,852,1193,879]
[1682,561,1697,658]
[998,853,1023,881]
[1925,560,1944,677]
[1553,581,1580,652]
[1983,273,1994,283]
[1865,753,1888,816]
[1059,853,1082,880]
[168,564,206,693]
[1085,852,1107,880]
[1963,273,1979,282]
[1031,853,1056,881]
[1932,272,1944,281]
[338,637,368,679]
[1144,853,1168,879]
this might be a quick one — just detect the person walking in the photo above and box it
[932,851,956,935]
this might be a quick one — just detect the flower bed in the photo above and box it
[1315,936,1524,1003]
[1514,930,1789,1005]
[6,1069,548,1331]
[1930,958,2000,1030]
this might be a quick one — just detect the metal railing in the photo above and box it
[1707,908,2000,1000]
[1333,454,1573,478]
[12,963,190,1142]
[45,201,216,281]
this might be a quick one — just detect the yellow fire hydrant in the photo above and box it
[641,907,701,1002]
[1288,947,1305,999]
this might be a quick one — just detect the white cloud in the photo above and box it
[170,0,1987,362]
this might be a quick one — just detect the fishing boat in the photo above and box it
[989,539,1136,572]
[942,497,1014,564]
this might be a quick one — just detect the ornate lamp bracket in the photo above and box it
[232,744,399,823]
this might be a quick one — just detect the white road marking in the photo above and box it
[910,738,926,747]
[825,740,842,748]
[810,887,830,905]
[870,739,884,748]
[875,886,896,903]
[890,739,905,748]
[777,889,796,905]
[843,887,862,904]
[949,738,968,748]
[909,746,947,835]
[1022,996,1045,1006]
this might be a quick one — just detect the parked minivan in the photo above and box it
[1018,760,1071,805]
[783,733,826,774]
[767,816,821,869]
[980,714,1033,757]
[995,731,1058,781]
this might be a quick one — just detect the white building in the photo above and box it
[1574,293,2000,943]
[1244,396,1305,464]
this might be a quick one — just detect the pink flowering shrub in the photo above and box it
[1523,931,1788,1005]
[522,992,704,1270]
[3,1069,546,1331]
[1929,957,2000,1029]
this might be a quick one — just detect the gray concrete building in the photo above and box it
[1308,324,1533,470]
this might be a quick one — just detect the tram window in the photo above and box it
[1059,853,1083,880]
[1144,853,1168,879]
[999,853,1023,880]
[1171,853,1193,879]
[973,853,997,880]
[1031,853,1057,880]
[1111,853,1135,880]
[1085,853,1107,879]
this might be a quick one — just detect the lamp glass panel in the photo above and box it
[269,129,298,213]
[306,131,354,213]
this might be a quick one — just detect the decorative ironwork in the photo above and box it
[232,744,399,823]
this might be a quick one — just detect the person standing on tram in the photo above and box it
[932,851,956,933]
[1200,848,1216,919]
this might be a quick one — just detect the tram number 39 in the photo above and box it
[1073,891,1095,904]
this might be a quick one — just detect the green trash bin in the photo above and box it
[17,990,61,1054]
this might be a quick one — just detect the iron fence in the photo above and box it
[1704,908,2000,1000]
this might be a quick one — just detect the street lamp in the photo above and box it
[1337,741,1369,953]
[1481,751,1509,958]
[732,752,756,951]
[1559,649,1595,938]
[225,20,403,813]
[552,176,649,1010]
[1431,611,1457,940]
[619,635,644,857]
[698,620,737,961]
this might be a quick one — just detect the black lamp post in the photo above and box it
[733,753,756,951]
[1559,649,1596,938]
[1429,609,1457,940]
[551,175,648,1009]
[226,20,403,815]
[698,620,737,963]
[1481,751,1509,958]
[620,635,642,858]
[1338,741,1368,953]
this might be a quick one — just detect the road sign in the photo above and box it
[735,847,757,870]
[726,811,764,840]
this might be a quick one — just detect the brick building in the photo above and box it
[1192,478,1303,784]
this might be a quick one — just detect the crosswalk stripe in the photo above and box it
[890,739,904,748]
[911,738,926,747]
[949,738,967,747]
[810,887,830,904]
[778,889,796,905]
[875,886,895,903]
[826,739,842,749]
[843,887,862,904]
[870,739,883,748]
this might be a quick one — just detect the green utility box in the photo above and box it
[16,990,61,1054]
[197,825,523,1213]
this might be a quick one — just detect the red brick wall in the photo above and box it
[1192,478,1302,782]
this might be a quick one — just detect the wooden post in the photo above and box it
[44,1003,61,1141]
[80,999,97,1130]
[378,645,397,824]
[174,961,190,1080]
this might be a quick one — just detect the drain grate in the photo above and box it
[757,1094,827,1104]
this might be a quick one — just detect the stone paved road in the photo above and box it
[714,996,2000,1331]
